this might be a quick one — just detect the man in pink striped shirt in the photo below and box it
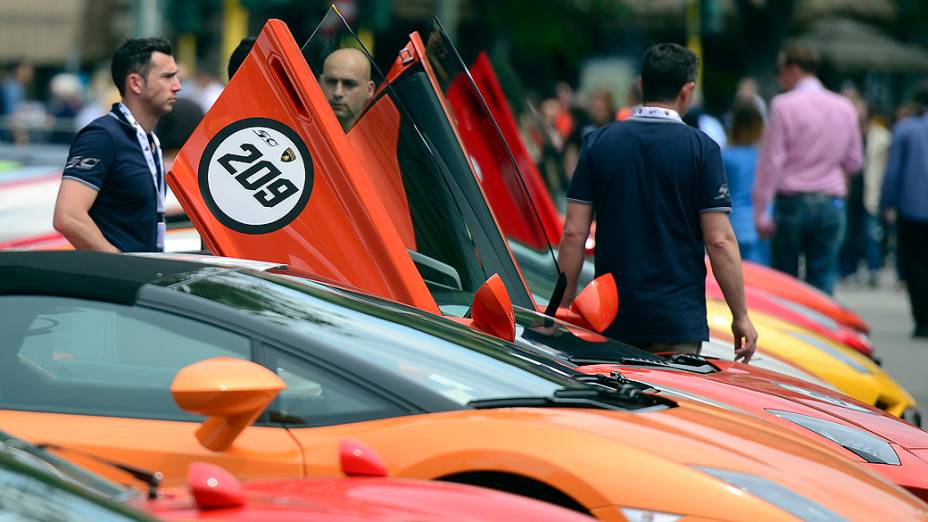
[753,46,863,295]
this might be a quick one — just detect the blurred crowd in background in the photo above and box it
[2,0,927,294]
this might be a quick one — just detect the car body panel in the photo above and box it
[578,363,928,501]
[706,298,915,417]
[166,19,437,314]
[4,252,928,521]
[706,275,874,357]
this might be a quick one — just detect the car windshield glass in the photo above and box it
[179,270,587,406]
[300,8,534,312]
[0,434,132,502]
[422,20,564,309]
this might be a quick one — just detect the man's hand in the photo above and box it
[732,314,758,363]
[755,214,776,239]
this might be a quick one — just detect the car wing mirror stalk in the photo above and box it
[554,273,618,332]
[172,357,286,452]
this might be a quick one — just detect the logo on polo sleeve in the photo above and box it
[199,118,313,234]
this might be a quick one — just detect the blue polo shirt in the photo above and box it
[62,104,164,252]
[567,114,730,342]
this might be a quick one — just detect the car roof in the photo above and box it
[0,251,208,305]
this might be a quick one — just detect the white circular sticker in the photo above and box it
[199,118,313,234]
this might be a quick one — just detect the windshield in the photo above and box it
[300,8,536,313]
[0,434,133,502]
[422,21,565,310]
[179,270,587,406]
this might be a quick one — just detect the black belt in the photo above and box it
[775,192,841,200]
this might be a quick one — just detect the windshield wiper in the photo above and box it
[36,443,162,500]
[468,382,675,411]
[574,371,657,394]
[610,355,719,375]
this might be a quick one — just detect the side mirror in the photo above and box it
[172,357,285,452]
[555,273,618,332]
[470,274,516,342]
[449,274,517,342]
[188,462,245,510]
[340,438,388,477]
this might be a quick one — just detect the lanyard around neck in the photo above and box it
[116,103,164,214]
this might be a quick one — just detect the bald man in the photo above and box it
[319,48,375,131]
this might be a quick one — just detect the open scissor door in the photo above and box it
[166,18,435,312]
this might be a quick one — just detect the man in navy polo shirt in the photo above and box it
[53,37,180,253]
[558,43,758,361]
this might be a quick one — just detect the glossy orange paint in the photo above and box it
[166,19,438,315]
[579,362,928,502]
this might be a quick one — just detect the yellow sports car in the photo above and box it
[707,299,917,420]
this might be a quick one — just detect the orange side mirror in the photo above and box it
[554,273,618,333]
[172,357,285,452]
[470,273,516,342]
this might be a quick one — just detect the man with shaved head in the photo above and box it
[319,47,374,131]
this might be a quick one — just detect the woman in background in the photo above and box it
[723,94,767,264]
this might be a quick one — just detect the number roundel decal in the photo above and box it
[198,118,313,234]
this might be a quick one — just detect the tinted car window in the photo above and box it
[266,349,406,426]
[0,296,250,421]
[179,271,578,405]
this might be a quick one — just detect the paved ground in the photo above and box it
[835,269,928,410]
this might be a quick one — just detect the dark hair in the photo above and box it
[912,80,928,111]
[640,43,697,102]
[728,94,764,146]
[780,46,820,75]
[228,36,257,80]
[111,37,173,96]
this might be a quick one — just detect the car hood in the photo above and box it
[146,477,592,521]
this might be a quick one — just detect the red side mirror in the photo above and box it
[554,273,618,332]
[572,273,618,332]
[188,462,245,510]
[471,274,516,342]
[340,438,388,477]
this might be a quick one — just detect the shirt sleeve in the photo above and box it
[752,97,787,221]
[841,103,864,175]
[565,132,595,205]
[698,139,731,213]
[880,125,907,211]
[61,126,114,191]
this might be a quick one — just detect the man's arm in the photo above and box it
[841,106,864,175]
[53,179,119,252]
[702,211,757,362]
[557,201,593,307]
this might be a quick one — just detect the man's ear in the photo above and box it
[366,80,375,97]
[679,81,696,106]
[126,73,145,96]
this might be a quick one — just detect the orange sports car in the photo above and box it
[2,250,927,522]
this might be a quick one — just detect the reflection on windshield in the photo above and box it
[0,436,131,502]
[182,270,581,404]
